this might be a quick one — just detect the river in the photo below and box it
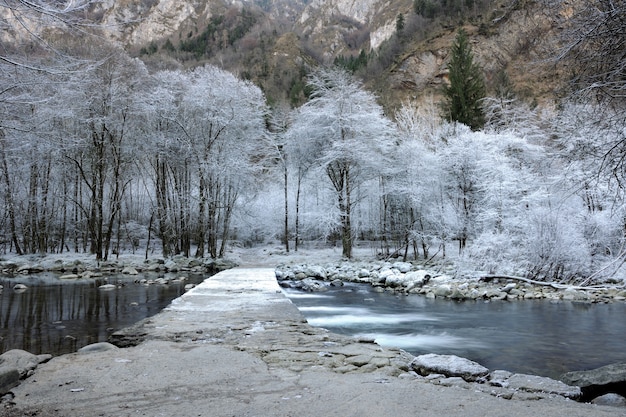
[0,272,210,356]
[283,282,626,379]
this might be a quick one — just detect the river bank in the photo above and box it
[1,268,624,416]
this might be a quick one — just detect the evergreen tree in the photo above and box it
[396,13,405,32]
[442,29,486,131]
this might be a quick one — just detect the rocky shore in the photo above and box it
[275,260,626,303]
[0,254,238,278]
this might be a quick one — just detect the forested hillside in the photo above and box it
[0,0,624,286]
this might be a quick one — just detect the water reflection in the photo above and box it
[0,273,210,356]
[284,283,626,379]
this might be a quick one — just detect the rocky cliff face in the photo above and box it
[90,0,564,109]
[95,0,405,55]
[95,0,202,45]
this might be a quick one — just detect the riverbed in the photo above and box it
[283,282,626,379]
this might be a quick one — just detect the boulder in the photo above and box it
[384,273,408,288]
[391,262,412,273]
[410,354,489,382]
[121,266,139,275]
[0,349,50,379]
[592,393,626,407]
[301,278,327,292]
[164,260,179,272]
[357,269,371,278]
[561,362,626,402]
[78,342,119,354]
[506,373,581,400]
[304,265,327,280]
[405,270,431,287]
[0,367,19,395]
[433,284,452,298]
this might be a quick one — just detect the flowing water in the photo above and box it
[283,283,626,379]
[0,273,210,356]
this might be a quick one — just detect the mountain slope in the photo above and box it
[93,0,566,110]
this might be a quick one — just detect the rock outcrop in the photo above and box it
[562,363,626,403]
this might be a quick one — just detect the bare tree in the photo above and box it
[546,0,626,104]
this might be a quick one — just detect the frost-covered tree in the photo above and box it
[289,68,396,258]
[386,100,441,259]
[36,46,150,261]
[149,65,268,258]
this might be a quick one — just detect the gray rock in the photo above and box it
[301,278,327,292]
[410,353,489,382]
[0,349,47,378]
[78,342,120,354]
[392,262,412,273]
[0,367,19,395]
[304,265,327,279]
[561,362,626,387]
[488,370,513,387]
[562,288,589,301]
[592,393,626,407]
[506,373,581,400]
[164,260,179,272]
[357,269,370,278]
[438,376,471,389]
[98,284,117,290]
[433,284,452,297]
[449,288,468,300]
[122,266,139,275]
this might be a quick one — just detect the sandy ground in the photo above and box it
[2,267,624,417]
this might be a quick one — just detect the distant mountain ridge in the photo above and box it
[92,0,565,109]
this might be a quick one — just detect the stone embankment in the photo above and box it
[276,261,626,303]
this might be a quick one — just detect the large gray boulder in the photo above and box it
[0,349,51,394]
[410,353,489,382]
[562,362,626,387]
[0,349,50,378]
[561,362,626,402]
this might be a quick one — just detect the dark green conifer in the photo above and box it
[442,29,486,131]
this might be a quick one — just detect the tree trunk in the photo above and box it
[0,132,23,255]
[295,174,302,252]
[283,162,289,252]
[195,172,206,258]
